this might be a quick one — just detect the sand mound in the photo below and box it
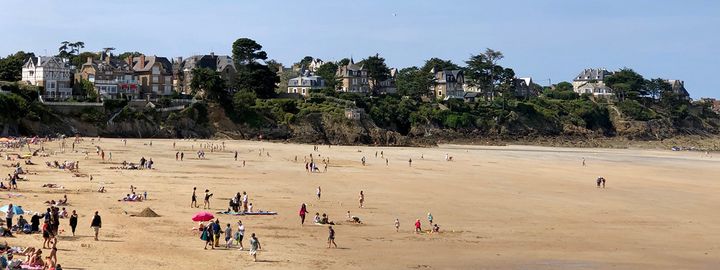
[135,207,160,217]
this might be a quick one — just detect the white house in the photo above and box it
[288,73,325,97]
[572,68,614,97]
[22,56,73,99]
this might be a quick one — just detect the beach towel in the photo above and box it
[243,211,277,216]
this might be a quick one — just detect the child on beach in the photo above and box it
[224,223,232,248]
[327,226,337,248]
[415,219,422,233]
[395,218,400,232]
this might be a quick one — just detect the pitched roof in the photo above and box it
[574,68,613,81]
[132,55,172,73]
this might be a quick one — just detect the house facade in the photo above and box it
[665,80,690,99]
[287,73,325,97]
[131,55,174,97]
[22,56,73,99]
[513,77,538,98]
[75,52,139,99]
[572,68,614,96]
[176,53,236,94]
[430,69,465,99]
[336,59,370,93]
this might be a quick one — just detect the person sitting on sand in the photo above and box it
[60,208,68,219]
[97,186,105,193]
[313,213,321,224]
[26,249,43,267]
[346,211,362,224]
[0,182,7,190]
[432,224,440,233]
[44,200,57,205]
[320,213,335,225]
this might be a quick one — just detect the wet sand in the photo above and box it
[2,139,719,269]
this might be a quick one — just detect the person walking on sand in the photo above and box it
[427,212,433,226]
[414,219,422,233]
[234,151,238,161]
[204,189,213,209]
[358,191,364,208]
[601,177,606,188]
[91,211,102,241]
[299,203,308,226]
[582,157,586,166]
[180,152,184,161]
[395,218,400,232]
[249,233,261,262]
[202,224,214,250]
[596,177,602,188]
[69,210,78,236]
[327,226,337,248]
[408,158,412,167]
[191,187,198,208]
[236,220,245,250]
[316,186,321,200]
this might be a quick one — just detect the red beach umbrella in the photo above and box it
[191,211,214,222]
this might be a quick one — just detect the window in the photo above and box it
[152,66,160,74]
[302,89,306,94]
[438,91,442,96]
[153,76,159,83]
[49,82,55,89]
[152,85,158,93]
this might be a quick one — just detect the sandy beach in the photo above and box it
[1,138,719,269]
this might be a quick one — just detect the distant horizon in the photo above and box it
[1,0,718,99]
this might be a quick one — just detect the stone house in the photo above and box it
[75,52,138,99]
[336,59,370,93]
[430,69,465,99]
[131,55,174,97]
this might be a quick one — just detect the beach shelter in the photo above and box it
[0,205,25,215]
[191,211,214,222]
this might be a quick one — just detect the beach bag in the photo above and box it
[200,230,208,241]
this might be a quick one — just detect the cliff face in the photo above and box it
[4,101,719,148]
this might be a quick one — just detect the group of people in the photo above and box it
[198,219,261,261]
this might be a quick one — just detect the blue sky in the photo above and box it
[1,0,718,98]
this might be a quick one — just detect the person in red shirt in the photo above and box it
[414,219,422,233]
[299,203,308,226]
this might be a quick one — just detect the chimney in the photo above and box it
[126,57,132,67]
[139,55,146,69]
[210,52,215,57]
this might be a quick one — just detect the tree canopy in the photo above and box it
[421,58,460,73]
[232,38,268,66]
[361,54,391,94]
[396,67,433,99]
[315,62,339,89]
[0,51,35,82]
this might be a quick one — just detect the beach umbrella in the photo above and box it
[0,205,25,215]
[191,211,214,222]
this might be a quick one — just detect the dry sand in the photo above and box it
[2,139,719,269]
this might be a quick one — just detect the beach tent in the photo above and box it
[0,205,25,215]
[191,211,214,222]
